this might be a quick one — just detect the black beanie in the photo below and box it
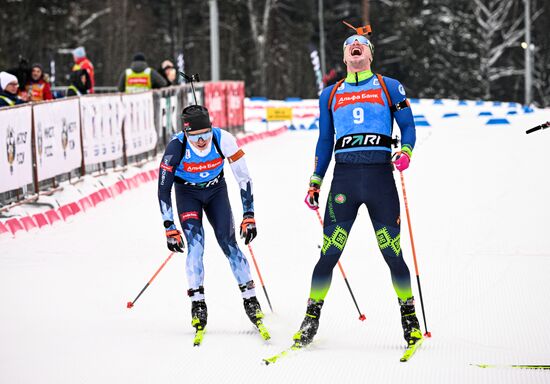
[181,105,212,132]
[133,52,146,62]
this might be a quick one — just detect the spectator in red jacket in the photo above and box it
[72,46,95,93]
[24,63,53,101]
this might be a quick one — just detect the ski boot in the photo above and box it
[244,296,270,340]
[191,299,207,346]
[399,297,423,346]
[293,299,324,348]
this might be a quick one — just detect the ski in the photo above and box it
[193,329,205,347]
[263,343,303,365]
[400,338,424,362]
[471,364,550,370]
[256,321,271,341]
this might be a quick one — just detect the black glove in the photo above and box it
[164,221,185,252]
[240,213,257,245]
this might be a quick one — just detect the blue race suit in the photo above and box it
[158,127,256,301]
[309,70,417,302]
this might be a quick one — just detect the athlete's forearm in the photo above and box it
[395,109,416,154]
[230,157,254,214]
[158,140,183,225]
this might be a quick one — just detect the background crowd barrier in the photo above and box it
[0,81,245,210]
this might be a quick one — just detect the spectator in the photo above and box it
[24,63,53,101]
[66,69,90,97]
[159,59,178,86]
[72,46,95,93]
[6,55,31,95]
[0,72,27,108]
[118,52,167,93]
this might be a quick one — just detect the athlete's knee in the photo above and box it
[322,224,350,256]
[215,234,238,256]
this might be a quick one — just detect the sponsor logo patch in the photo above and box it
[184,158,223,173]
[335,194,346,204]
[334,89,384,111]
[127,77,149,85]
[180,211,199,221]
[160,163,173,172]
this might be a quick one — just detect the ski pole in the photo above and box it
[526,121,550,134]
[247,244,274,313]
[314,209,366,321]
[399,171,431,337]
[127,252,175,309]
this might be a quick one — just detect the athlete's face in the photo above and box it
[343,38,373,72]
[186,128,212,150]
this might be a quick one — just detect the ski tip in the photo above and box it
[359,314,366,321]
[126,301,134,309]
[263,357,277,365]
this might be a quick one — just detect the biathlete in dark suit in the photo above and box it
[157,105,269,344]
[295,31,422,351]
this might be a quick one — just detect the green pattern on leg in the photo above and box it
[330,226,348,251]
[376,227,401,256]
[322,226,349,255]
[391,234,401,255]
[376,227,391,250]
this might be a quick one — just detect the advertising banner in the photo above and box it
[80,95,124,165]
[122,92,157,156]
[159,95,178,138]
[204,82,227,129]
[266,107,293,121]
[226,81,245,129]
[0,105,33,193]
[33,99,82,181]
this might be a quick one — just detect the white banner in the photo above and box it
[159,95,178,137]
[0,105,33,193]
[80,95,124,165]
[33,98,82,181]
[122,92,157,156]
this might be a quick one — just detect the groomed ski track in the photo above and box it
[1,102,549,383]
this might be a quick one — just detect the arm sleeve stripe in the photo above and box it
[228,149,245,163]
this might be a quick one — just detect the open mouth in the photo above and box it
[351,47,362,56]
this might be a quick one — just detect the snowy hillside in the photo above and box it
[1,100,549,383]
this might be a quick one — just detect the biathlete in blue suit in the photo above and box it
[157,105,270,343]
[293,32,423,349]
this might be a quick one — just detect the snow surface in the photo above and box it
[1,101,550,383]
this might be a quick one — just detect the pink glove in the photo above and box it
[304,186,320,210]
[304,174,322,210]
[393,152,410,172]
